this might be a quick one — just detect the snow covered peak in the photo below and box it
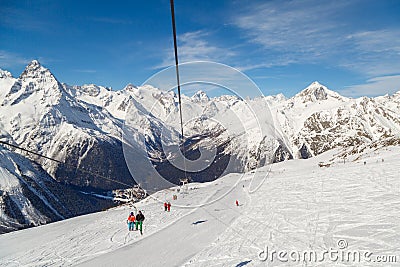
[264,93,287,104]
[303,81,329,99]
[0,69,13,79]
[191,90,209,103]
[0,60,65,108]
[23,60,45,75]
[0,69,16,100]
[20,60,54,81]
[124,83,138,92]
[79,84,101,96]
[308,81,324,88]
[28,59,41,68]
[294,81,344,103]
[275,93,287,101]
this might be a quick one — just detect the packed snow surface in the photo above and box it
[0,147,399,266]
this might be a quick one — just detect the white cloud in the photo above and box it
[145,61,263,98]
[157,30,235,68]
[348,30,400,53]
[343,30,400,76]
[233,0,351,62]
[89,17,133,25]
[0,50,31,69]
[73,69,97,73]
[232,0,400,78]
[339,75,400,97]
[234,58,297,72]
[0,7,49,32]
[0,51,55,73]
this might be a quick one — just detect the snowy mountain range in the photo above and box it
[1,60,399,233]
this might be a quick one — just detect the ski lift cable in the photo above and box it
[169,0,188,180]
[169,0,184,140]
[0,140,135,188]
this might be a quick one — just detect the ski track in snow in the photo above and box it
[0,147,400,266]
[182,148,400,267]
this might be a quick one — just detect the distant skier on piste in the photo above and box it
[167,202,171,212]
[164,202,168,211]
[127,212,135,231]
[236,200,239,206]
[135,210,145,235]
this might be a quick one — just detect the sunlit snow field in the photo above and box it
[0,146,399,266]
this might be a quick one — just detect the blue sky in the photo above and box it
[1,0,399,97]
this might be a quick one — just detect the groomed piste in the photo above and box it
[1,146,399,266]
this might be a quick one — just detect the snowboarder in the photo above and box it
[127,212,135,231]
[236,200,239,206]
[164,202,168,211]
[135,210,145,234]
[167,202,171,212]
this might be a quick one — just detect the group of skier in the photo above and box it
[126,210,145,234]
[127,195,242,234]
[164,201,171,212]
[127,200,174,234]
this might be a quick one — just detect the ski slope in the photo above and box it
[1,147,400,266]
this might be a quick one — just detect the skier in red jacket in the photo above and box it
[164,202,168,211]
[167,202,171,212]
[127,212,135,231]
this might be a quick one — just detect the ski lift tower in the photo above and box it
[180,178,189,194]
